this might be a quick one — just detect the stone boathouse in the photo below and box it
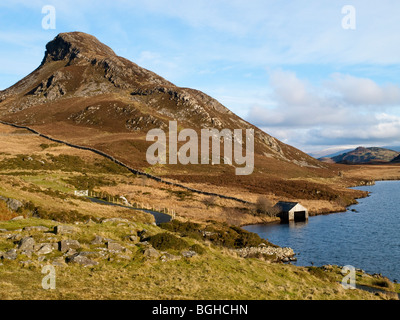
[274,201,309,223]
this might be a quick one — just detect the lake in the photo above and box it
[243,180,400,281]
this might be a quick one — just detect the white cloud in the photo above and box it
[326,73,400,106]
[246,70,400,150]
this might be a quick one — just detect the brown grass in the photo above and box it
[0,200,17,221]
[1,123,399,226]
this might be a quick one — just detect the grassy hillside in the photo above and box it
[1,216,398,300]
[0,124,399,300]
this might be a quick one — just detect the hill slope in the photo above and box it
[0,31,360,205]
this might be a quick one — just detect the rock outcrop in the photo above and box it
[235,245,295,262]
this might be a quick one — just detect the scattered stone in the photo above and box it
[123,248,133,255]
[64,248,77,256]
[143,247,160,259]
[182,250,197,258]
[91,235,104,245]
[8,233,23,241]
[66,253,98,266]
[235,246,295,262]
[0,229,8,233]
[107,242,125,252]
[116,254,131,261]
[23,226,50,232]
[46,236,58,242]
[203,231,216,237]
[54,225,78,235]
[79,251,98,256]
[160,252,181,262]
[18,236,35,252]
[126,235,139,243]
[10,216,24,221]
[94,249,108,259]
[101,218,130,224]
[20,250,33,258]
[20,260,34,267]
[36,243,54,255]
[37,256,46,262]
[3,249,17,260]
[59,239,81,253]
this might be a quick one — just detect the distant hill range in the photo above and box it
[319,147,400,164]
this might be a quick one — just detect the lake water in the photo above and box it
[244,180,400,281]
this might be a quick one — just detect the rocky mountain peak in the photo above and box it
[41,32,117,65]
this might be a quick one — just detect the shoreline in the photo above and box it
[240,176,400,228]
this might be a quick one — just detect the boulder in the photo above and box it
[101,218,130,224]
[3,249,17,260]
[10,216,24,221]
[36,243,54,255]
[107,242,125,252]
[18,236,35,252]
[23,226,50,232]
[59,239,81,253]
[54,225,78,235]
[91,235,104,245]
[160,252,181,262]
[116,254,131,261]
[64,248,77,256]
[182,250,197,258]
[143,247,160,259]
[66,253,99,266]
[8,233,22,241]
[125,235,139,243]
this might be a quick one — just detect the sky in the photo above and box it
[1,0,400,156]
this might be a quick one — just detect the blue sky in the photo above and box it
[1,0,400,155]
